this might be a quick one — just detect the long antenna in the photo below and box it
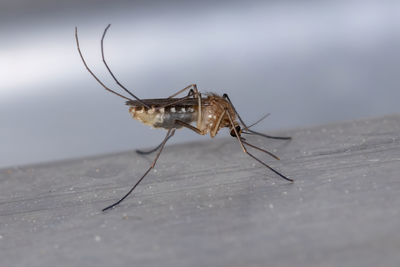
[75,27,133,101]
[101,24,150,108]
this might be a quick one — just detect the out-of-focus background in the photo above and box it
[1,0,400,168]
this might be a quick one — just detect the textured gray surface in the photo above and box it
[1,114,400,267]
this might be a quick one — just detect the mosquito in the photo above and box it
[75,24,293,211]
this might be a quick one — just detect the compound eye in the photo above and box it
[230,126,241,137]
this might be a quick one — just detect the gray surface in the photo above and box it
[1,114,400,267]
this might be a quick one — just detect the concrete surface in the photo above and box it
[1,114,400,267]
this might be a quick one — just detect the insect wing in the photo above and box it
[126,98,209,108]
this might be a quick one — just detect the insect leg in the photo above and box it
[223,93,291,140]
[157,90,196,109]
[162,85,203,127]
[154,84,201,110]
[168,84,199,98]
[136,134,174,155]
[100,24,150,108]
[168,84,202,126]
[75,27,133,101]
[239,139,280,160]
[197,93,202,129]
[174,120,203,135]
[102,128,176,211]
[210,109,226,137]
[225,108,293,182]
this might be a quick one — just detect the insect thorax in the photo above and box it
[199,94,238,137]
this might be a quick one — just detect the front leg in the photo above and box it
[224,108,293,182]
[223,93,291,140]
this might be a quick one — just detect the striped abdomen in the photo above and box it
[129,105,198,129]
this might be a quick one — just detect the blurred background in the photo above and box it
[1,0,400,168]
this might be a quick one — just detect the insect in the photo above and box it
[75,25,293,211]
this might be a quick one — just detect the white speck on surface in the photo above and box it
[269,203,274,209]
[94,235,101,242]
[208,204,213,208]
[0,234,3,240]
